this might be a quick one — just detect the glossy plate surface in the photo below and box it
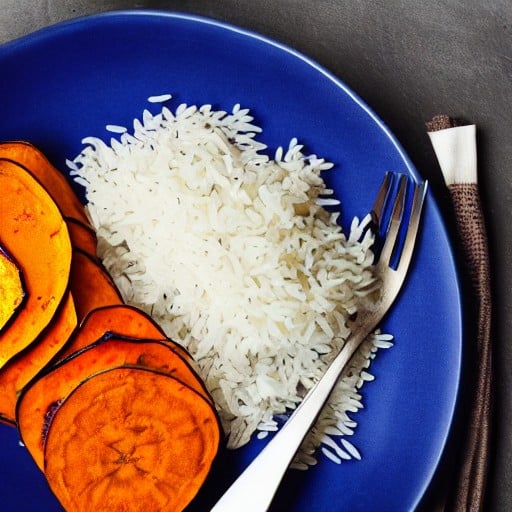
[0,11,461,512]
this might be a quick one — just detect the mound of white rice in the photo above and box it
[69,96,393,467]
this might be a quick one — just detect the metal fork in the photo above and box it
[210,172,428,512]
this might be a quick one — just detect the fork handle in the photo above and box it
[210,330,367,512]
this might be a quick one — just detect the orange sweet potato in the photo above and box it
[0,293,77,425]
[0,244,25,333]
[0,158,72,369]
[44,366,220,512]
[2,143,220,511]
[0,141,88,224]
[69,249,123,321]
[59,304,192,363]
[65,217,98,260]
[17,335,212,471]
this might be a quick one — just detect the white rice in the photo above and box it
[69,96,392,466]
[105,124,128,134]
[147,93,173,103]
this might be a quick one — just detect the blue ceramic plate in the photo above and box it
[0,11,461,512]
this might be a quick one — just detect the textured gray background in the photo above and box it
[1,1,511,510]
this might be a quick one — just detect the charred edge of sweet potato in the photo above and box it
[0,158,72,370]
[0,415,16,427]
[72,248,120,292]
[50,333,212,410]
[0,142,88,223]
[65,304,167,355]
[0,243,28,335]
[43,366,221,512]
[69,249,124,321]
[38,357,215,456]
[79,304,168,337]
[16,335,217,470]
[65,217,98,261]
[0,292,77,426]
[0,290,74,426]
[69,303,194,361]
[70,332,210,402]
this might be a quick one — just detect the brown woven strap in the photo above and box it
[446,183,492,512]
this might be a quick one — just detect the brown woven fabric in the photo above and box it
[446,183,493,512]
[426,115,469,132]
[425,114,454,132]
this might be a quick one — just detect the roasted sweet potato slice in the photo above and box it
[0,141,88,224]
[60,304,192,363]
[0,158,72,369]
[17,336,212,471]
[69,249,123,321]
[65,217,98,259]
[44,366,220,512]
[0,244,25,333]
[0,293,77,425]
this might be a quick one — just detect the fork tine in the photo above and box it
[396,180,428,272]
[371,171,392,230]
[378,174,408,267]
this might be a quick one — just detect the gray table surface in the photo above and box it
[1,1,510,510]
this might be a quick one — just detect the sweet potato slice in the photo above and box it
[44,366,220,512]
[60,304,192,363]
[0,293,77,425]
[69,249,123,321]
[0,158,72,369]
[17,336,212,471]
[65,217,98,259]
[0,244,25,332]
[0,141,88,224]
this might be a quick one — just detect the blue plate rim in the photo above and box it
[0,8,422,185]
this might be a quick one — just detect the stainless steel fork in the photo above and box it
[210,172,428,512]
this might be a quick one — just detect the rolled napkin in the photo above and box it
[426,115,492,512]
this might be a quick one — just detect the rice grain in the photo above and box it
[69,97,392,466]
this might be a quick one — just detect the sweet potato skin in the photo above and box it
[65,218,98,260]
[0,158,72,369]
[59,304,193,363]
[69,250,123,322]
[44,366,220,512]
[0,293,77,425]
[17,335,212,471]
[0,141,88,224]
